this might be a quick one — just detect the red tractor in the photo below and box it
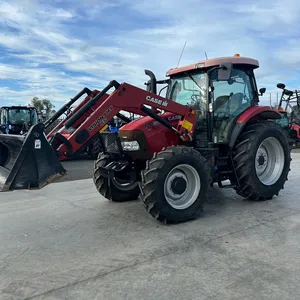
[0,55,291,224]
[276,83,300,148]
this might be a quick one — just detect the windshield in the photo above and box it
[167,72,208,115]
[8,108,38,125]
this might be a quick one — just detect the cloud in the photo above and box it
[0,0,299,109]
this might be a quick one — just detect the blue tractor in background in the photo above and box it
[0,105,38,135]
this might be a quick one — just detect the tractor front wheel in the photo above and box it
[233,121,291,200]
[139,146,210,224]
[93,153,140,202]
[88,136,103,159]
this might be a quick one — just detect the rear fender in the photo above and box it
[229,106,281,149]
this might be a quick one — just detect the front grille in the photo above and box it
[100,132,122,154]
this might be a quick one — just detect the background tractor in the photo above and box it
[0,105,38,135]
[0,55,291,224]
[275,83,300,148]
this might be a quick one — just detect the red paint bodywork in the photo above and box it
[167,56,259,76]
[236,105,280,124]
[120,112,181,153]
[50,80,281,161]
[47,90,101,139]
[292,124,300,138]
[56,83,196,160]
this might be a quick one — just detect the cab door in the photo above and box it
[210,67,257,144]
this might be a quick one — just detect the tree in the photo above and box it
[30,97,56,119]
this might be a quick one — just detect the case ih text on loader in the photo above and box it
[0,55,292,224]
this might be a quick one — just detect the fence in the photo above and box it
[259,92,280,107]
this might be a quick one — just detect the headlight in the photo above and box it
[121,140,140,151]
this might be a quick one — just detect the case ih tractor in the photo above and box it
[0,55,291,224]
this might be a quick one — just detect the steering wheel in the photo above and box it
[191,94,201,102]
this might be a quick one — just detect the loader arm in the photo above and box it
[55,81,197,160]
[0,80,196,192]
[46,89,100,138]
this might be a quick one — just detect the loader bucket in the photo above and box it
[0,123,66,192]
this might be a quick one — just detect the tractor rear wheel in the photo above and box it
[93,153,140,202]
[232,121,291,200]
[139,146,210,224]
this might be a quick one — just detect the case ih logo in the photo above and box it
[89,105,113,131]
[168,115,181,121]
[146,95,168,107]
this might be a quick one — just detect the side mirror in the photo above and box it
[259,87,266,96]
[277,83,285,90]
[217,62,233,81]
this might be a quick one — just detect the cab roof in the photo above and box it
[166,55,259,76]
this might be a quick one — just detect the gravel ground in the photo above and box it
[0,153,300,300]
[56,148,300,183]
[57,157,94,183]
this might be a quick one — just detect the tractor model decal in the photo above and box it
[88,105,113,131]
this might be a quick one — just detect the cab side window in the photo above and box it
[213,68,255,117]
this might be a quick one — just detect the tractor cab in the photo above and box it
[0,106,38,134]
[165,55,262,145]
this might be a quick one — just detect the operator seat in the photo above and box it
[214,95,230,113]
[217,92,245,142]
[229,93,244,116]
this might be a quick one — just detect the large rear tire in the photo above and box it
[93,153,140,202]
[139,146,210,224]
[232,121,291,200]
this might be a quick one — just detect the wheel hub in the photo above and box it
[171,176,187,195]
[112,169,138,191]
[255,137,285,186]
[258,155,265,166]
[164,164,201,210]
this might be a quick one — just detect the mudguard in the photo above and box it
[228,106,281,148]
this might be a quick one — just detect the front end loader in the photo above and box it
[43,87,134,159]
[0,85,137,191]
[0,55,292,225]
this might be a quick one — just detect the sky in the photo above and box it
[0,0,300,109]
